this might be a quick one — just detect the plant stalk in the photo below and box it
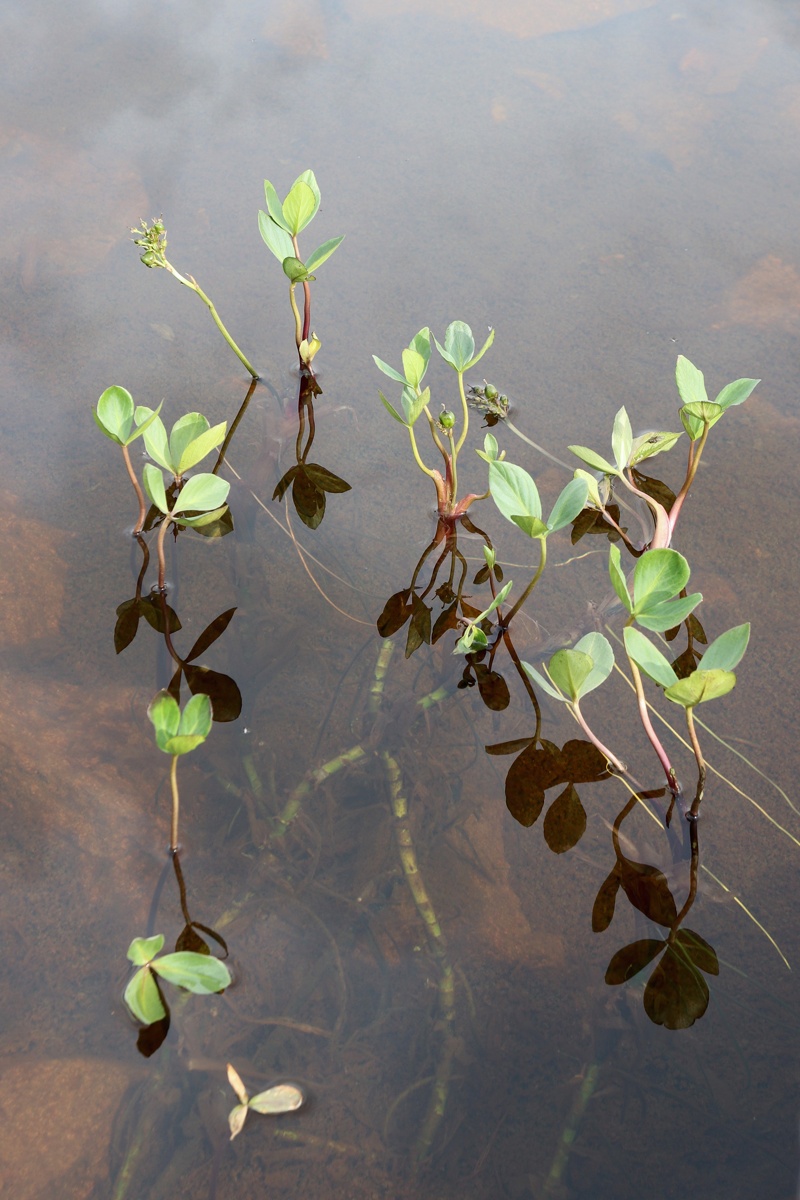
[169,754,180,850]
[121,444,147,534]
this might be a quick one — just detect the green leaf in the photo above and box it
[136,409,171,472]
[124,965,166,1024]
[378,391,406,425]
[664,668,736,707]
[636,592,703,633]
[282,256,310,282]
[400,385,430,427]
[568,444,617,476]
[434,320,475,372]
[488,460,541,524]
[633,549,691,612]
[148,689,181,752]
[611,406,633,472]
[169,413,209,472]
[373,356,408,386]
[127,934,165,966]
[282,180,316,234]
[701,623,750,672]
[178,692,213,741]
[549,648,593,702]
[401,348,426,389]
[511,515,549,538]
[629,430,683,466]
[623,627,679,689]
[174,505,229,529]
[608,544,632,613]
[128,401,164,446]
[248,1084,304,1114]
[408,327,432,368]
[263,180,291,232]
[177,422,227,475]
[680,400,722,441]
[305,235,344,272]
[465,326,495,370]
[574,468,602,508]
[172,473,231,515]
[150,950,231,994]
[143,463,169,515]
[258,209,294,262]
[94,386,134,444]
[714,377,759,411]
[294,168,320,214]
[481,432,500,461]
[675,356,708,407]
[521,661,567,703]
[547,477,589,533]
[573,632,615,695]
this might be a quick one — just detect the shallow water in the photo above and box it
[1,0,799,1197]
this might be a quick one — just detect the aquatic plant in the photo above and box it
[93,386,163,533]
[123,933,231,1025]
[131,218,259,379]
[258,170,343,365]
[133,407,226,485]
[148,690,213,849]
[373,322,494,518]
[226,1064,304,1140]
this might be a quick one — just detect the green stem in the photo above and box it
[155,515,173,592]
[273,745,368,838]
[543,1062,601,1195]
[446,427,457,506]
[121,443,147,534]
[504,536,547,625]
[168,267,258,378]
[169,754,180,850]
[571,700,628,776]
[454,371,469,456]
[289,283,303,350]
[668,419,710,536]
[685,706,706,817]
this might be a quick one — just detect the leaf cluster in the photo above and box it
[124,933,231,1025]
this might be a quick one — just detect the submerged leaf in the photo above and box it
[643,944,710,1029]
[605,938,665,985]
[543,783,586,854]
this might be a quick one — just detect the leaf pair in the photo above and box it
[609,544,702,633]
[605,930,719,1029]
[676,356,759,440]
[434,320,495,374]
[123,933,231,1025]
[483,457,589,541]
[143,463,230,528]
[134,407,226,481]
[452,578,513,654]
[258,170,343,274]
[522,631,614,705]
[624,622,749,709]
[166,607,243,723]
[570,406,682,479]
[227,1064,304,1141]
[492,737,610,846]
[374,328,432,427]
[148,691,213,756]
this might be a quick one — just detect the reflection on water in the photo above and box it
[0,0,799,1197]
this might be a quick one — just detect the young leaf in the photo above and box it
[408,327,432,368]
[373,356,408,386]
[124,965,166,1024]
[401,348,426,389]
[511,515,549,539]
[488,460,541,524]
[465,326,495,370]
[229,1104,249,1140]
[282,256,311,283]
[175,505,229,529]
[611,406,633,472]
[633,549,691,611]
[282,180,316,234]
[258,209,294,262]
[248,1084,304,1114]
[635,592,703,633]
[263,180,291,231]
[548,649,594,701]
[176,422,227,475]
[136,409,172,472]
[623,627,679,689]
[680,400,722,441]
[521,661,567,703]
[150,950,231,993]
[305,235,344,272]
[143,463,169,515]
[574,468,603,509]
[227,1063,249,1106]
[714,377,759,411]
[400,385,430,427]
[178,692,213,741]
[127,934,165,966]
[169,413,209,471]
[547,477,589,533]
[573,631,615,694]
[172,474,230,515]
[438,320,475,372]
[664,669,736,708]
[608,544,633,613]
[700,622,750,672]
[568,444,618,476]
[675,356,708,408]
[378,391,407,425]
[481,432,500,461]
[294,169,321,216]
[94,386,134,444]
[629,430,683,467]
